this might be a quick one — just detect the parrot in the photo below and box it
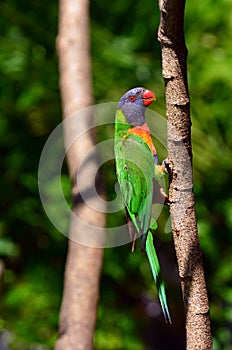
[114,87,171,323]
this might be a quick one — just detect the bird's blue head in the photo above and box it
[117,87,156,126]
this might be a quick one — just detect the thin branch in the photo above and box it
[158,1,212,348]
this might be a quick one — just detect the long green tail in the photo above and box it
[145,231,171,324]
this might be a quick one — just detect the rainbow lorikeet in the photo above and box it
[114,87,171,323]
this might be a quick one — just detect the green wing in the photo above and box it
[115,133,154,237]
[115,127,171,323]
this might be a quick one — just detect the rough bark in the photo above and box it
[55,0,105,349]
[158,1,212,349]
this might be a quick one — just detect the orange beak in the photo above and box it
[142,89,156,107]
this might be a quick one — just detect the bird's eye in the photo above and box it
[129,96,136,102]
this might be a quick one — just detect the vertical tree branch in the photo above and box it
[158,1,212,348]
[55,0,105,349]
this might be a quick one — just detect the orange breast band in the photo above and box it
[128,123,157,157]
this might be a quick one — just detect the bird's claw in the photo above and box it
[162,158,171,174]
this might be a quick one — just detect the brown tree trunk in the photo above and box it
[55,0,105,349]
[158,1,212,349]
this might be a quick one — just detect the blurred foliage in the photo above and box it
[0,0,232,349]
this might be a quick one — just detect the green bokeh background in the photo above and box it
[0,0,232,349]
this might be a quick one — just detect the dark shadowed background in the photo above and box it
[0,0,232,348]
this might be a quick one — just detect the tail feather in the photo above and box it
[125,207,137,252]
[145,231,171,324]
[140,232,148,252]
